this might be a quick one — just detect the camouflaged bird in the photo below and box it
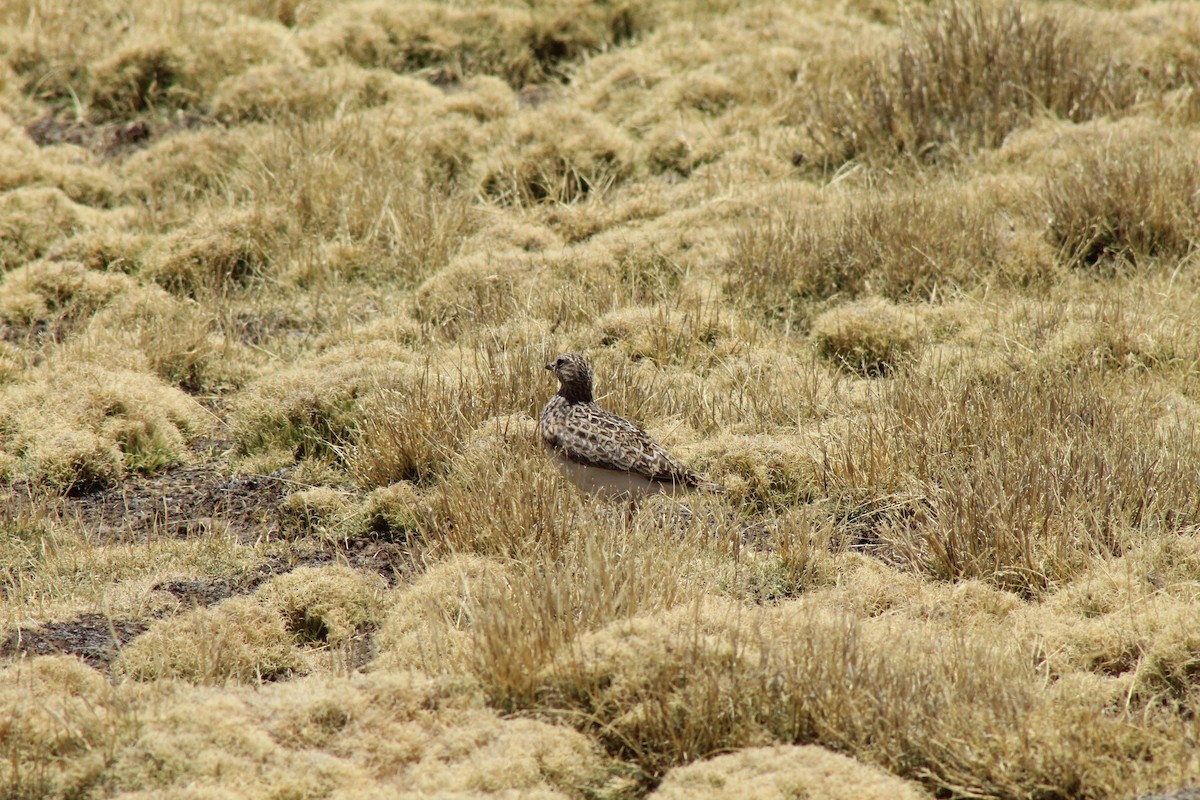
[539,353,727,500]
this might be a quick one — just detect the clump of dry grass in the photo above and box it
[730,184,1000,317]
[118,126,249,222]
[1046,133,1200,270]
[595,302,739,366]
[46,229,151,273]
[279,486,359,539]
[211,63,412,123]
[256,565,387,647]
[469,594,1161,795]
[81,284,222,390]
[413,415,590,560]
[233,113,476,288]
[810,299,925,377]
[230,341,417,470]
[117,565,386,683]
[0,362,207,488]
[350,331,547,488]
[351,372,493,488]
[0,260,135,337]
[298,1,648,87]
[142,206,285,296]
[87,38,193,122]
[804,0,1138,165]
[115,595,301,683]
[479,106,634,204]
[0,655,139,799]
[0,187,111,268]
[690,433,821,510]
[822,367,1200,594]
[0,117,118,206]
[360,480,425,539]
[650,744,931,800]
[372,554,514,675]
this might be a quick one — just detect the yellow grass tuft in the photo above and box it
[810,299,926,377]
[0,655,138,799]
[0,362,207,488]
[731,183,1002,318]
[230,340,418,469]
[211,63,418,123]
[650,744,932,800]
[114,595,300,684]
[87,37,192,122]
[1046,130,1200,270]
[372,554,514,675]
[479,106,634,204]
[279,486,360,540]
[0,259,134,333]
[0,187,112,269]
[803,0,1139,165]
[256,565,387,648]
[142,206,285,296]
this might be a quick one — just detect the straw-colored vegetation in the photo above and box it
[2,0,1200,797]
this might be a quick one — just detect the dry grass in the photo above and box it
[1046,130,1200,270]
[802,0,1141,166]
[3,0,1200,797]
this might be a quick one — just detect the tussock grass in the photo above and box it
[115,595,301,683]
[230,339,428,470]
[0,260,135,336]
[650,744,931,799]
[0,187,112,269]
[804,0,1138,165]
[143,206,284,296]
[467,592,1167,795]
[0,655,139,800]
[822,367,1200,595]
[810,299,925,377]
[1046,132,1200,270]
[299,0,649,87]
[117,565,386,683]
[479,106,635,204]
[0,362,206,488]
[730,183,1002,317]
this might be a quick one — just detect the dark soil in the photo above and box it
[11,465,289,544]
[2,456,424,674]
[25,109,213,159]
[0,614,147,670]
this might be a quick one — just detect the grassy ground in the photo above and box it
[2,0,1200,797]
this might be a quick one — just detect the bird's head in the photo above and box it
[545,353,594,403]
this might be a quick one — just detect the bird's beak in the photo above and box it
[544,362,553,371]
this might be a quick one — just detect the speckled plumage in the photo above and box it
[538,353,727,499]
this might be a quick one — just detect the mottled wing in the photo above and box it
[554,403,704,488]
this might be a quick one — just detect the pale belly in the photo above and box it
[549,453,675,500]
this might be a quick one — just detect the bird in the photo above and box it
[538,353,727,502]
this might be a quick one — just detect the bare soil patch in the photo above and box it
[25,109,213,159]
[0,613,146,670]
[32,464,290,543]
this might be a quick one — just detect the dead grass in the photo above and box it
[1046,131,1200,270]
[810,299,926,377]
[803,0,1140,166]
[821,367,1200,595]
[3,0,1200,797]
[650,744,932,799]
[730,182,1005,318]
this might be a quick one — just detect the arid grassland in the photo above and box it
[2,0,1200,797]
